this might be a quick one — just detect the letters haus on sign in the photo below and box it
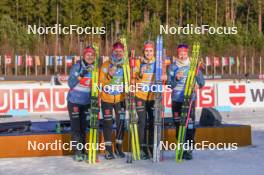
[0,87,68,114]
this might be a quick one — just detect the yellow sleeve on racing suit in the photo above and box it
[99,60,125,103]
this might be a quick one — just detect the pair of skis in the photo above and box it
[120,36,141,163]
[175,42,200,163]
[87,44,100,164]
[127,49,141,163]
[125,35,165,163]
[153,35,164,162]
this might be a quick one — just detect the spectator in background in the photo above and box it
[50,72,62,85]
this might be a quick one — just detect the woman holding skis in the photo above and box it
[99,41,127,160]
[67,46,96,162]
[167,44,205,160]
[132,41,157,160]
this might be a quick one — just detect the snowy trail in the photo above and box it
[0,108,263,175]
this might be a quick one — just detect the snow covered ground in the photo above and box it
[0,108,263,175]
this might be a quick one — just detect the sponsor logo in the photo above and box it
[199,86,215,107]
[229,85,246,106]
[0,88,68,114]
[250,89,264,102]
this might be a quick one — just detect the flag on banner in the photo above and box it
[49,56,54,65]
[15,55,23,66]
[26,55,33,67]
[66,56,73,67]
[229,56,235,65]
[214,57,220,67]
[46,56,53,66]
[236,56,240,66]
[45,56,49,66]
[222,57,229,66]
[56,56,63,66]
[5,55,12,65]
[206,56,212,66]
[35,56,40,66]
[74,56,80,63]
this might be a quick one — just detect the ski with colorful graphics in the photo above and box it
[87,44,100,164]
[120,36,140,163]
[175,42,200,163]
[153,35,163,162]
[120,37,130,94]
[127,49,141,163]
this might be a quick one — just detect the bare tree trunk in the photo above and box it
[115,19,120,40]
[105,31,109,56]
[231,0,235,25]
[186,0,189,23]
[246,3,250,34]
[69,10,73,54]
[127,0,131,33]
[225,0,230,25]
[215,0,218,25]
[111,22,113,45]
[258,0,262,33]
[166,0,169,26]
[144,7,149,26]
[233,0,237,25]
[199,0,203,25]
[55,2,59,56]
[16,0,19,24]
[179,0,183,26]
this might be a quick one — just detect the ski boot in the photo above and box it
[73,153,84,162]
[115,143,126,158]
[105,145,115,160]
[140,146,150,160]
[82,153,88,162]
[183,150,193,160]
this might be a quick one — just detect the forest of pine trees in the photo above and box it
[0,0,263,58]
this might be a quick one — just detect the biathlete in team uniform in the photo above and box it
[99,42,127,160]
[67,46,96,162]
[132,41,157,159]
[167,44,205,160]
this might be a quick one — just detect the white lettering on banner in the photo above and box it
[14,91,29,109]
[0,82,264,115]
[0,93,8,111]
[35,92,49,109]
[52,88,68,111]
[196,85,215,108]
[54,91,67,108]
[0,87,69,114]
[201,88,214,106]
[33,89,50,112]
